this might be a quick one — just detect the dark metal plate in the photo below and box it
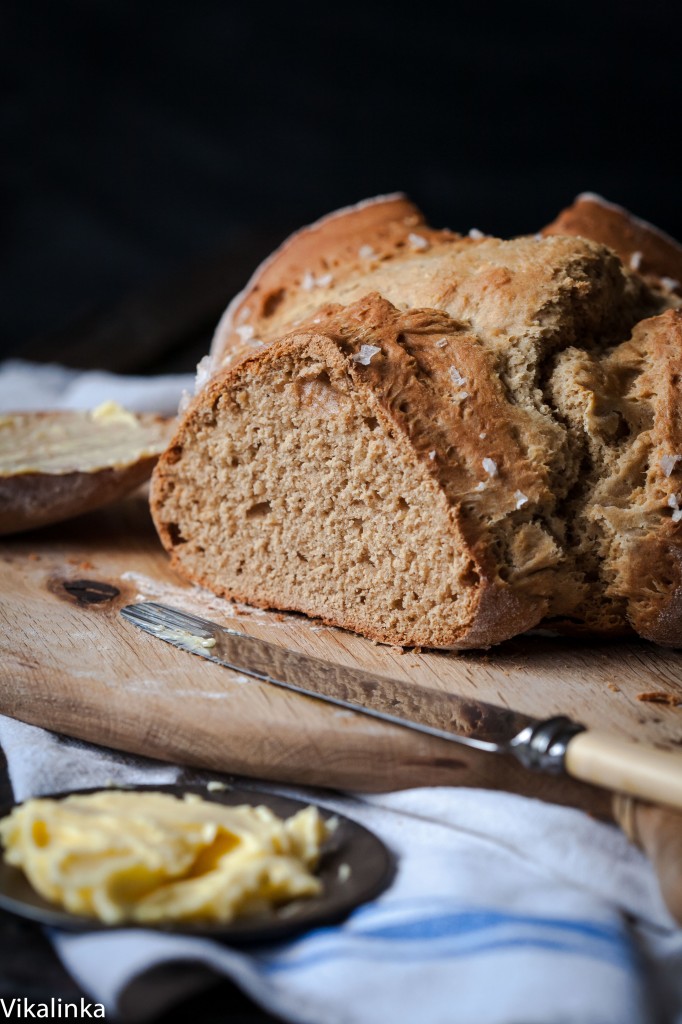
[0,784,394,944]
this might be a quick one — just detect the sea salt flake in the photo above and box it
[449,366,467,387]
[235,324,254,342]
[352,344,382,366]
[358,244,376,259]
[435,338,448,349]
[660,454,681,477]
[482,457,498,477]
[661,276,681,292]
[452,391,469,403]
[668,494,682,521]
[479,431,487,439]
[468,228,484,240]
[302,270,333,290]
[408,233,429,251]
[428,450,437,460]
[475,481,487,492]
[514,490,529,509]
[629,250,643,271]
[236,305,251,324]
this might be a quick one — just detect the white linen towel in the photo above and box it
[1,717,681,1024]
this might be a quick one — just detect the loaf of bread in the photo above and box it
[151,195,682,648]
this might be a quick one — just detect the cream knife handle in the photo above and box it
[565,731,682,810]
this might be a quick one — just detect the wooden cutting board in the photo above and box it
[2,489,682,818]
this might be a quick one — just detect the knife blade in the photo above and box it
[120,601,682,810]
[118,602,577,765]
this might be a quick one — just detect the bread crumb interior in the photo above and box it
[156,350,475,645]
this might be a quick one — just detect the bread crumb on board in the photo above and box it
[636,690,681,706]
[607,683,621,693]
[68,558,94,570]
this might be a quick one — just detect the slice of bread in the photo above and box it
[0,404,173,534]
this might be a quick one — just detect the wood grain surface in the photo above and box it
[1,489,682,818]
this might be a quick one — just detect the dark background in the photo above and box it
[3,0,682,372]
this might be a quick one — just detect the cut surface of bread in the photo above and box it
[0,404,173,534]
[152,195,682,649]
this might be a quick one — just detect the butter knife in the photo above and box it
[120,601,682,812]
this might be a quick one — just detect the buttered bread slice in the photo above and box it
[0,404,173,534]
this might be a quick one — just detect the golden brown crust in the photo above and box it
[542,193,682,295]
[207,204,660,387]
[204,194,459,378]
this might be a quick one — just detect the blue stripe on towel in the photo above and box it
[260,904,637,975]
[352,909,625,945]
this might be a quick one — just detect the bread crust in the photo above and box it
[0,460,158,535]
[203,193,457,381]
[542,192,682,296]
[206,201,661,397]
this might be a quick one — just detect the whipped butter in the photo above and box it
[0,790,328,924]
[90,400,140,428]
